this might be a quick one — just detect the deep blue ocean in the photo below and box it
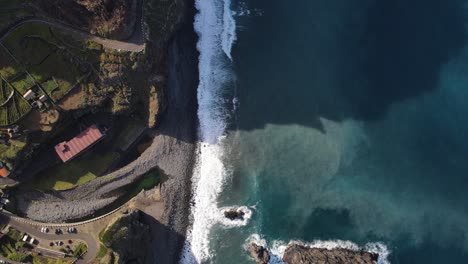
[183,0,468,263]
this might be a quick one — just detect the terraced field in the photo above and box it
[0,78,31,126]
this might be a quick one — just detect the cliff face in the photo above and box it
[283,245,379,264]
[101,210,151,264]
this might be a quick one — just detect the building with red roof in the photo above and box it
[55,125,104,163]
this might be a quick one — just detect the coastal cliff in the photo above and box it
[99,209,152,264]
[282,244,379,264]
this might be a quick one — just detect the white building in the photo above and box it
[23,89,35,101]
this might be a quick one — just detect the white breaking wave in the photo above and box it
[222,0,236,60]
[180,0,238,263]
[246,234,391,264]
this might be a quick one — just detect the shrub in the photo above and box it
[7,252,30,262]
[73,243,87,258]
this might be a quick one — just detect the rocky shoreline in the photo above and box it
[283,244,379,264]
[248,243,379,264]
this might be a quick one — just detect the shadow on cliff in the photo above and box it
[142,211,194,264]
[233,0,467,132]
[156,0,199,144]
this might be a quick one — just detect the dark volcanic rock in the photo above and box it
[283,244,378,264]
[248,243,270,264]
[224,209,245,220]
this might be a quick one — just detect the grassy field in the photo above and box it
[0,78,32,126]
[28,151,120,191]
[9,71,35,94]
[0,138,26,166]
[0,46,22,80]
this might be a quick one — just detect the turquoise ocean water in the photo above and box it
[182,0,468,263]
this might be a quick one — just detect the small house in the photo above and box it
[39,94,47,103]
[23,89,35,101]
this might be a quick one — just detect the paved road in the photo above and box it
[1,19,144,52]
[0,215,98,264]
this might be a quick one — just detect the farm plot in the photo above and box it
[0,78,31,126]
[2,23,91,102]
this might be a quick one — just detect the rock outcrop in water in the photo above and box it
[248,243,270,264]
[282,244,378,264]
[224,208,245,220]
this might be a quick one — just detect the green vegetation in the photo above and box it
[0,0,35,30]
[6,229,22,241]
[100,219,130,248]
[0,48,22,80]
[130,171,160,196]
[145,0,183,50]
[31,253,73,264]
[0,138,27,167]
[41,78,58,90]
[1,23,97,103]
[31,254,72,264]
[0,78,32,126]
[73,243,87,258]
[96,244,109,259]
[2,24,80,98]
[115,118,145,151]
[0,228,32,262]
[7,252,30,262]
[9,72,35,94]
[27,151,120,191]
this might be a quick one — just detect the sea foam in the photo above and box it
[245,234,391,264]
[180,0,237,263]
